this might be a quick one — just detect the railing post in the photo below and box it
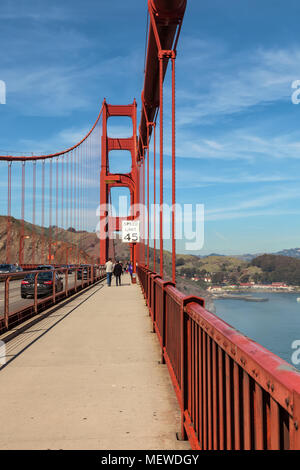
[34,272,38,314]
[290,391,300,449]
[147,270,152,309]
[75,268,78,293]
[161,281,175,364]
[65,269,69,296]
[52,269,56,304]
[180,302,187,440]
[4,275,11,330]
[150,274,160,331]
[181,296,205,443]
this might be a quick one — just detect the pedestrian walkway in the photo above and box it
[0,274,190,450]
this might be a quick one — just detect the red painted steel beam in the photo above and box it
[137,0,187,160]
[150,0,186,17]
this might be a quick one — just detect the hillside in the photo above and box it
[233,247,300,262]
[2,215,299,309]
[273,248,300,259]
[0,215,100,264]
[251,254,300,285]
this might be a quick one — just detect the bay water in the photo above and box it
[214,292,300,369]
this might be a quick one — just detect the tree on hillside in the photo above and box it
[176,258,185,266]
[253,272,262,284]
[180,267,194,278]
[212,272,225,284]
[228,273,238,284]
[252,254,300,285]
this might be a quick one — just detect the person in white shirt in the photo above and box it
[105,258,114,287]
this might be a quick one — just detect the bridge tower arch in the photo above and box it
[99,99,139,268]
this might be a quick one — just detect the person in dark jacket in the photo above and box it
[113,261,123,286]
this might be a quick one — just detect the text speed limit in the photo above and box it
[121,220,140,243]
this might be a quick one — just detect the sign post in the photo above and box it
[121,220,140,244]
[122,221,140,284]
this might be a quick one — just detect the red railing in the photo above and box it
[0,265,106,334]
[137,265,300,450]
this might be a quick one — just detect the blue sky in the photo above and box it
[1,0,300,255]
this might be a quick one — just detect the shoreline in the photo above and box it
[210,288,300,294]
[213,293,268,302]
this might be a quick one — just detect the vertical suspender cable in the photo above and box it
[6,162,12,264]
[153,123,156,273]
[67,153,69,241]
[74,148,77,263]
[41,160,45,264]
[49,159,52,264]
[159,56,164,278]
[79,145,82,263]
[70,150,73,256]
[19,161,25,265]
[172,56,176,284]
[32,161,36,265]
[56,157,59,263]
[61,154,64,234]
[143,154,146,266]
[147,125,150,267]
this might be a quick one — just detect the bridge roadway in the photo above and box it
[0,274,78,318]
[0,274,190,450]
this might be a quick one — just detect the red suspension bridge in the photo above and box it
[0,0,299,451]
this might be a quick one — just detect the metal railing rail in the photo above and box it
[0,265,106,334]
[137,265,300,450]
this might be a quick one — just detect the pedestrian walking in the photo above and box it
[105,258,114,287]
[128,261,133,282]
[113,260,123,286]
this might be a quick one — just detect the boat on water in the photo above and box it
[297,297,300,302]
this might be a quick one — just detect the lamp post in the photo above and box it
[79,251,84,265]
[19,235,30,265]
[66,246,73,265]
[48,241,57,265]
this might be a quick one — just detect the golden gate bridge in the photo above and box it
[0,0,299,451]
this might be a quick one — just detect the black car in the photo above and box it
[21,271,63,298]
[59,264,73,274]
[36,265,55,271]
[68,264,75,273]
[77,265,91,280]
[0,264,17,274]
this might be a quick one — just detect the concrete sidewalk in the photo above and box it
[0,274,190,450]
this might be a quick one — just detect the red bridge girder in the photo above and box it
[137,0,187,160]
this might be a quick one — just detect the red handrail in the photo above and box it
[137,264,300,450]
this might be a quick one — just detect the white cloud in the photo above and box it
[176,40,300,125]
[205,186,300,221]
[156,125,300,162]
[206,208,300,222]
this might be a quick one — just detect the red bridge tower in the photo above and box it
[99,99,140,270]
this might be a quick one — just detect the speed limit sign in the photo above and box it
[122,220,140,243]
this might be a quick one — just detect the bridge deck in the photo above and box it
[0,274,189,450]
